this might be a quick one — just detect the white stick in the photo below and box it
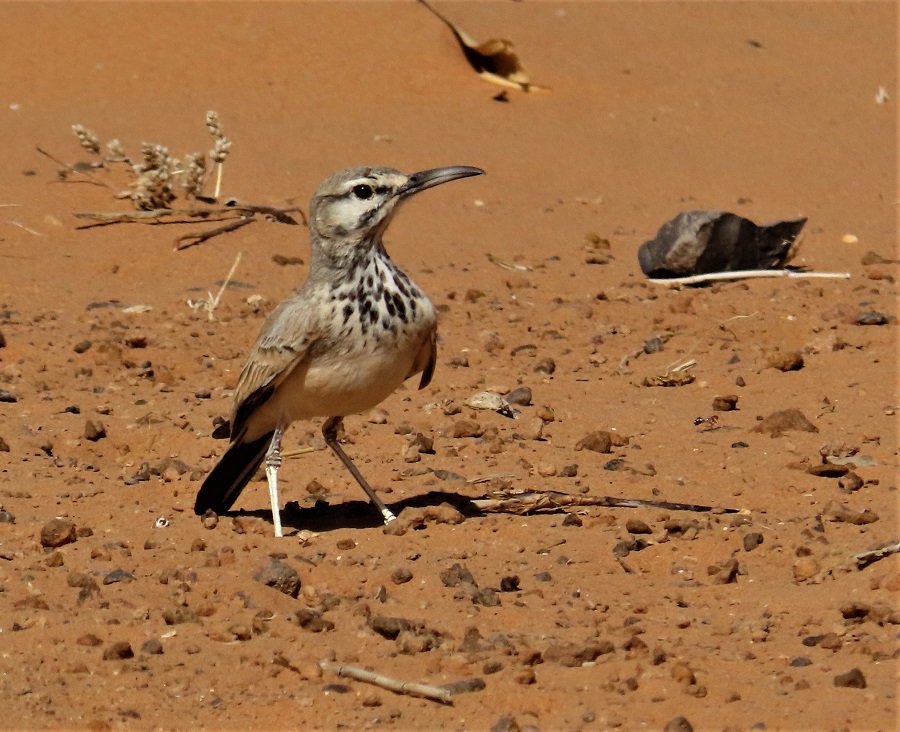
[648,270,851,286]
[320,661,453,704]
[207,251,242,321]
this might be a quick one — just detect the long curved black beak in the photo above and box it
[399,166,484,198]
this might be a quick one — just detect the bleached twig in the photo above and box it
[320,661,453,704]
[470,489,739,515]
[649,269,851,286]
[854,541,900,569]
[206,252,242,321]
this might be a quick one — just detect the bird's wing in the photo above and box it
[230,297,321,439]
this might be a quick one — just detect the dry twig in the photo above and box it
[854,541,900,569]
[649,269,850,286]
[470,489,739,515]
[320,661,453,704]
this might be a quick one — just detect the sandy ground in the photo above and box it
[0,2,897,730]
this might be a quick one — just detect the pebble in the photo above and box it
[293,608,335,633]
[390,567,413,585]
[499,575,520,592]
[833,668,866,688]
[575,430,613,453]
[664,717,694,732]
[743,532,764,552]
[562,512,582,527]
[440,563,477,588]
[838,472,864,492]
[73,339,92,354]
[491,715,522,732]
[447,420,484,438]
[103,568,137,585]
[853,311,891,326]
[506,386,532,406]
[519,419,544,441]
[792,556,820,582]
[40,518,77,548]
[252,557,301,598]
[141,639,164,655]
[0,508,14,523]
[626,519,652,535]
[534,357,556,375]
[823,500,879,525]
[0,389,18,403]
[102,641,134,661]
[368,614,412,640]
[712,394,739,411]
[753,409,818,437]
[0,329,5,348]
[76,633,102,647]
[766,350,804,371]
[790,657,812,667]
[84,419,107,441]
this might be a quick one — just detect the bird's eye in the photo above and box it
[352,184,374,200]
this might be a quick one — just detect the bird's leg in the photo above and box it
[322,416,396,524]
[265,427,285,537]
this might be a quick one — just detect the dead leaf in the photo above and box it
[418,0,546,92]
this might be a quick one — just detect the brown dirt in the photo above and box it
[0,3,897,730]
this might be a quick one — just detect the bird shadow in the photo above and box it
[231,489,485,533]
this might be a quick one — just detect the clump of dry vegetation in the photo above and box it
[40,111,303,249]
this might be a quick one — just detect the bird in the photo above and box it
[194,164,484,536]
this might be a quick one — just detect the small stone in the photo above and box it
[141,638,164,655]
[838,472,864,492]
[201,511,219,530]
[0,508,15,523]
[709,557,739,584]
[626,519,652,535]
[712,395,739,411]
[853,311,891,326]
[559,463,578,477]
[743,532,764,552]
[535,405,555,422]
[441,678,486,695]
[562,512,582,527]
[664,717,694,732]
[391,567,413,585]
[766,350,804,371]
[575,430,612,453]
[518,418,544,441]
[73,339,93,354]
[792,556,820,582]
[506,386,533,406]
[0,389,18,403]
[499,575,520,592]
[483,660,504,674]
[0,330,5,348]
[253,557,301,598]
[448,420,484,438]
[162,607,200,625]
[336,538,355,550]
[790,657,812,667]
[534,357,556,375]
[753,409,818,437]
[735,376,746,387]
[491,715,522,732]
[368,615,412,640]
[293,608,335,633]
[472,588,501,607]
[103,568,137,585]
[84,420,107,441]
[833,668,866,689]
[514,668,536,685]
[823,501,879,525]
[77,633,102,647]
[40,518,77,548]
[102,641,134,661]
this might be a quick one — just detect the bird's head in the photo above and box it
[309,165,483,264]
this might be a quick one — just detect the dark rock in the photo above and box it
[0,508,14,523]
[753,409,818,437]
[141,639,164,655]
[0,436,8,452]
[441,677,486,695]
[440,563,477,588]
[490,716,521,732]
[638,210,805,278]
[664,716,695,732]
[253,557,301,598]
[102,641,134,661]
[390,567,413,585]
[368,614,412,640]
[483,660,503,674]
[448,420,483,438]
[272,253,304,266]
[0,389,17,403]
[506,386,533,406]
[743,532,764,552]
[533,571,552,582]
[838,472,864,492]
[853,311,891,326]
[293,608,335,632]
[73,339,93,354]
[562,512,582,527]
[833,668,866,689]
[40,518,77,548]
[0,330,5,348]
[643,336,665,354]
[575,431,612,453]
[84,419,107,441]
[103,568,137,585]
[162,607,200,625]
[77,633,102,647]
[790,657,812,667]
[472,588,501,607]
[709,557,739,584]
[713,395,739,411]
[534,358,556,375]
[499,575,520,592]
